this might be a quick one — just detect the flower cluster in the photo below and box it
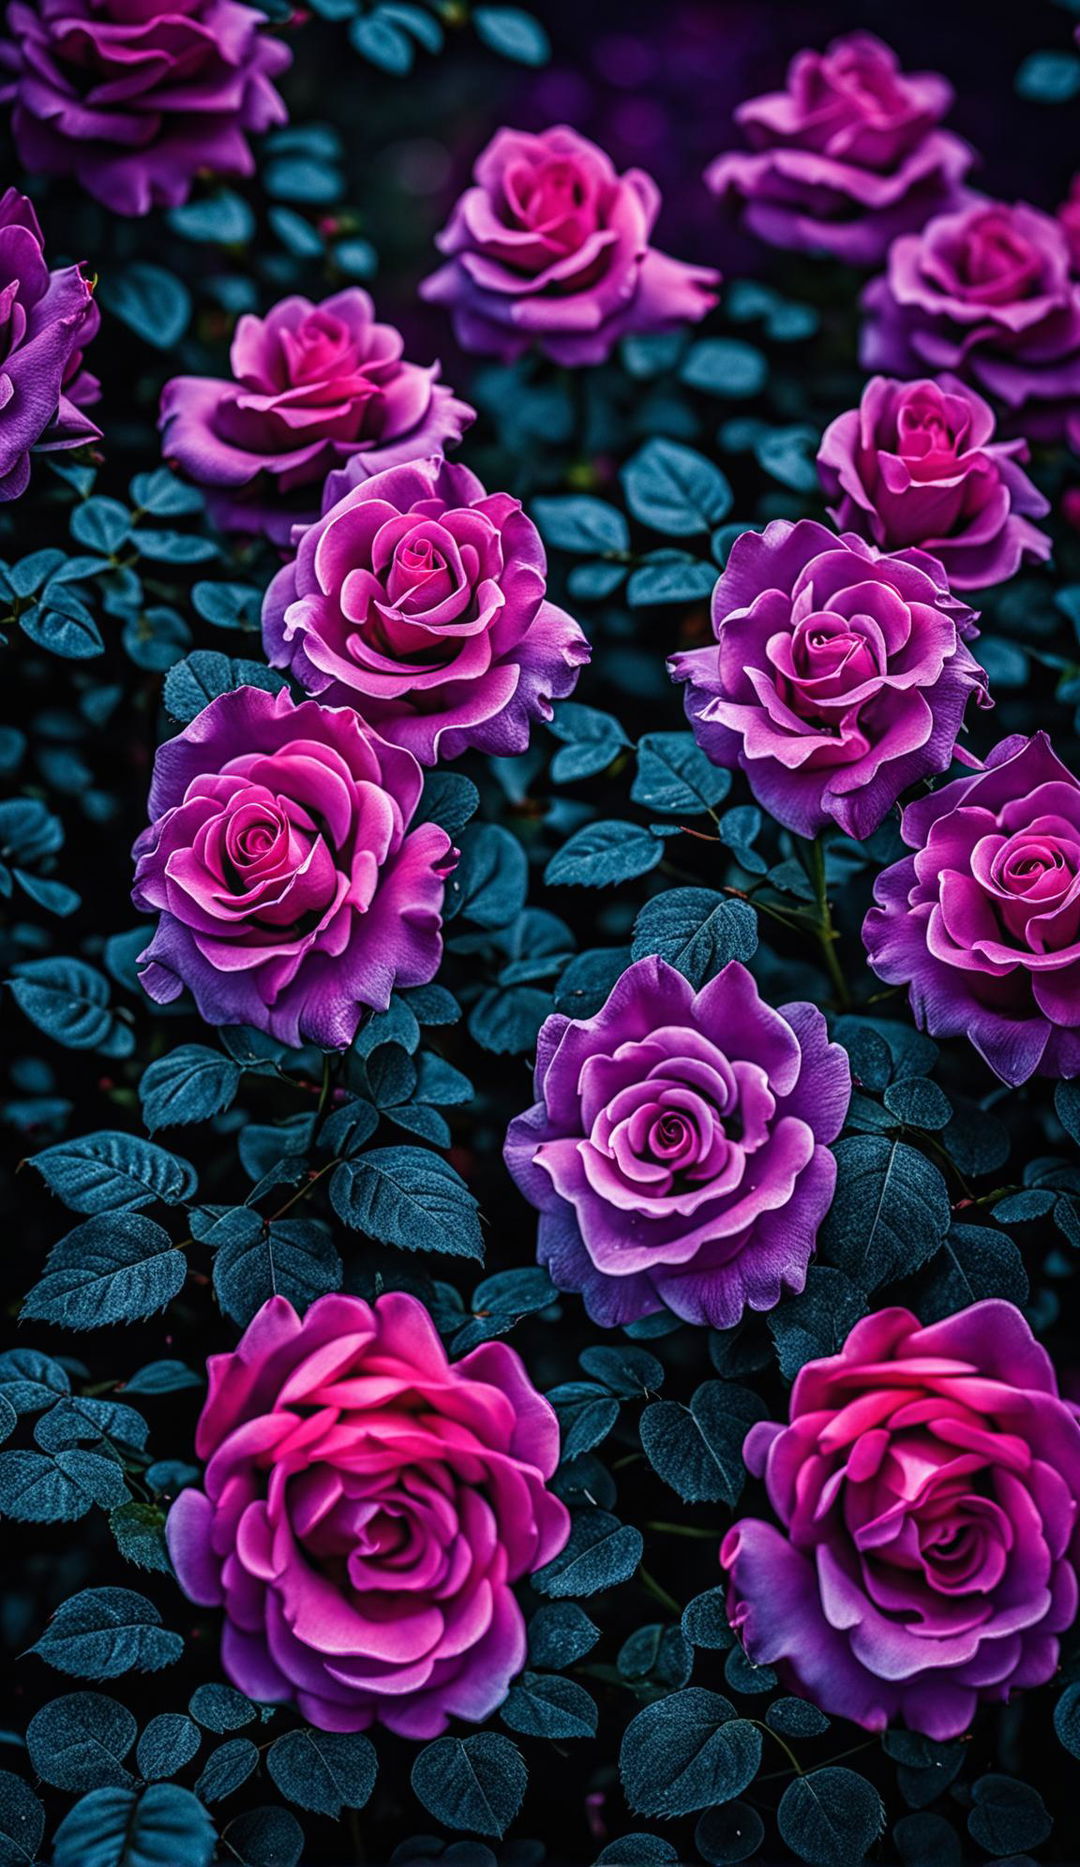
[9,8,1080,1833]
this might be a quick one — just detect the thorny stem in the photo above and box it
[805,835,851,1010]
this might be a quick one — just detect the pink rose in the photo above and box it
[167,1291,570,1736]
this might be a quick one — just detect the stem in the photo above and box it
[637,1565,682,1617]
[317,1052,335,1120]
[754,1722,804,1776]
[645,1521,720,1540]
[269,1158,335,1221]
[806,835,851,1010]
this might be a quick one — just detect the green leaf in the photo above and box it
[631,733,731,815]
[532,1508,643,1597]
[472,5,550,64]
[777,1768,885,1866]
[632,888,757,986]
[620,1690,762,1818]
[266,1729,377,1817]
[30,1131,196,1214]
[818,1136,951,1293]
[22,1214,186,1329]
[32,1588,182,1680]
[100,264,191,349]
[545,820,663,888]
[411,1733,526,1838]
[640,1382,766,1506]
[501,1672,597,1739]
[330,1146,483,1259]
[51,1784,215,1867]
[622,439,732,536]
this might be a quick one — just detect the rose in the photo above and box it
[166,1290,570,1736]
[722,1299,1080,1739]
[160,289,475,545]
[420,123,719,366]
[1059,174,1080,272]
[503,956,850,1330]
[704,31,973,266]
[131,685,454,1048]
[817,374,1051,590]
[860,199,1080,447]
[863,732,1080,1085]
[262,456,591,764]
[667,518,989,842]
[0,187,100,500]
[0,0,291,217]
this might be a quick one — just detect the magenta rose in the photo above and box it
[668,519,989,843]
[420,123,719,367]
[160,289,475,546]
[262,457,590,765]
[1059,174,1080,272]
[504,956,850,1331]
[723,1300,1080,1739]
[704,32,974,266]
[0,187,100,500]
[166,1291,570,1736]
[860,199,1080,447]
[818,374,1051,590]
[131,685,454,1048]
[863,732,1080,1085]
[0,0,291,217]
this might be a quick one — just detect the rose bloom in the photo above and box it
[863,732,1080,1085]
[1059,174,1080,271]
[723,1300,1080,1739]
[420,123,719,366]
[818,374,1051,591]
[131,685,454,1049]
[167,1291,569,1736]
[504,956,850,1330]
[704,32,973,266]
[860,199,1080,447]
[0,187,100,500]
[668,519,989,843]
[0,0,291,217]
[263,456,590,765]
[160,290,475,545]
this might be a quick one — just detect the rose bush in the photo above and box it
[860,199,1080,447]
[668,517,989,840]
[421,123,719,365]
[0,186,100,500]
[0,0,291,216]
[166,1289,569,1735]
[704,31,973,265]
[261,456,590,764]
[504,956,850,1329]
[160,289,474,544]
[817,374,1051,589]
[863,732,1080,1085]
[722,1299,1080,1738]
[131,684,454,1047]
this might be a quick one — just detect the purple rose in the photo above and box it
[159,290,475,546]
[0,187,100,500]
[0,0,291,217]
[420,123,719,367]
[704,32,974,266]
[668,519,989,842]
[1059,174,1080,272]
[817,374,1051,590]
[262,457,590,765]
[860,199,1080,447]
[863,732,1080,1085]
[722,1300,1080,1739]
[166,1290,570,1736]
[504,956,850,1330]
[131,685,454,1048]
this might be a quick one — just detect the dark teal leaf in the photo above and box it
[546,820,662,888]
[501,1672,597,1739]
[631,734,731,815]
[967,1775,1052,1854]
[620,1690,762,1817]
[26,1692,136,1791]
[777,1768,885,1866]
[30,1131,196,1213]
[51,1784,215,1867]
[31,1587,181,1679]
[330,1146,483,1259]
[22,1214,186,1329]
[411,1733,526,1838]
[139,1046,241,1131]
[533,1508,643,1597]
[640,1382,766,1505]
[266,1729,377,1817]
[819,1136,951,1293]
[100,264,192,349]
[632,888,757,986]
[622,440,733,536]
